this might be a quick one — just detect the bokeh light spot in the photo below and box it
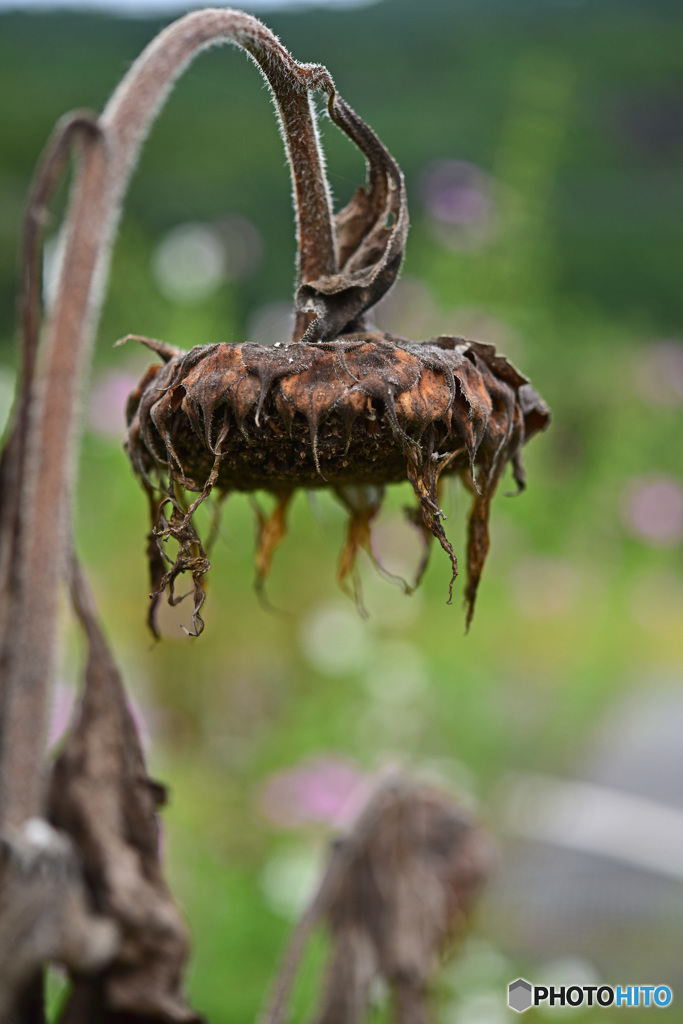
[622,476,683,546]
[152,222,226,303]
[300,600,371,675]
[260,845,321,919]
[363,640,429,706]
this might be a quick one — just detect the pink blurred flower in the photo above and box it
[258,757,371,829]
[622,476,683,547]
[421,160,492,225]
[419,159,498,250]
[89,370,140,436]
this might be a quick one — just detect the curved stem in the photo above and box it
[20,113,101,393]
[100,9,337,287]
[0,119,103,830]
[0,8,338,828]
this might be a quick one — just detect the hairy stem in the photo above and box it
[0,8,338,828]
[0,118,102,830]
[99,8,338,341]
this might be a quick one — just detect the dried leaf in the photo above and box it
[295,91,408,343]
[48,560,200,1023]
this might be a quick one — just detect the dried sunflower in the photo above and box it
[124,12,550,636]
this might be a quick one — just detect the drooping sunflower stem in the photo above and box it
[0,7,346,828]
[99,9,340,343]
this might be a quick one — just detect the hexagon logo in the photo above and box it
[508,978,533,1012]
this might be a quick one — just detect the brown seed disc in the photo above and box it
[127,333,545,489]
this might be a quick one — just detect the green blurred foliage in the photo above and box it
[2,1,683,1020]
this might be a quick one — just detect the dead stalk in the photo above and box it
[0,8,338,830]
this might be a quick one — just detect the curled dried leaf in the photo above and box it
[294,89,408,343]
[335,484,385,613]
[254,491,294,592]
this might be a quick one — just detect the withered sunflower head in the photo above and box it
[123,13,550,637]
